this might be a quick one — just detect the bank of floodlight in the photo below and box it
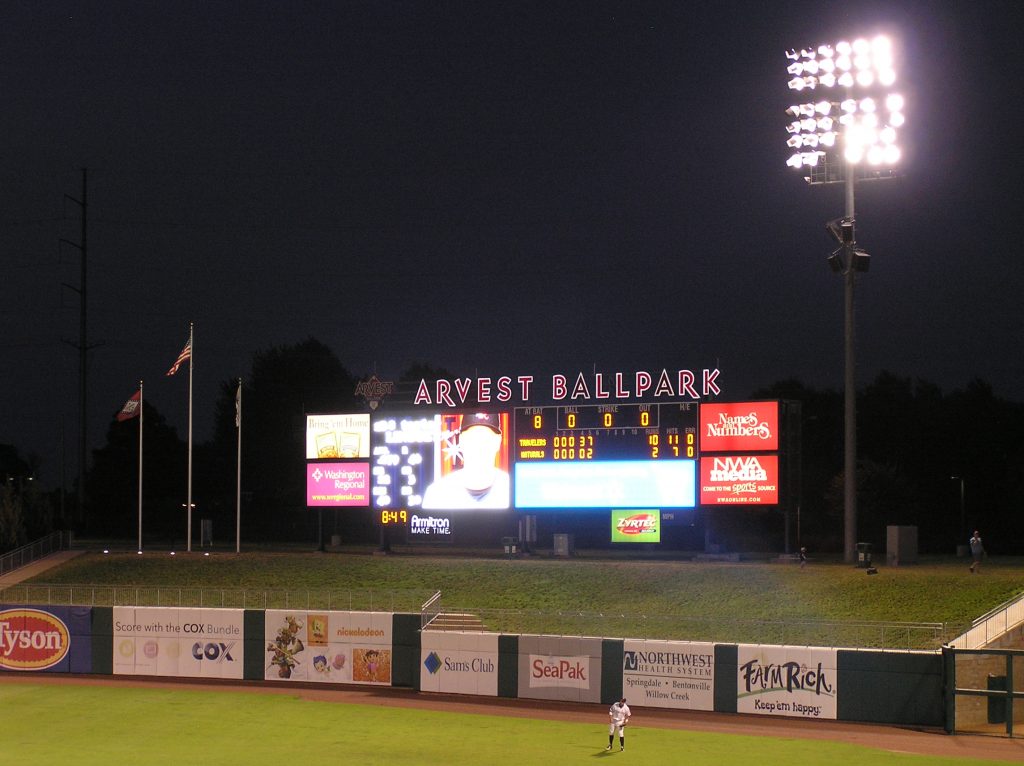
[784,35,904,172]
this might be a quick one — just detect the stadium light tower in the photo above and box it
[784,36,904,563]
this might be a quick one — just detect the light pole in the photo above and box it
[785,37,904,563]
[951,475,965,542]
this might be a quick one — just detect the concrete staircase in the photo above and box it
[423,612,488,632]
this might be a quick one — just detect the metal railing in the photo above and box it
[420,590,442,629]
[441,607,949,650]
[0,583,433,612]
[0,531,66,577]
[949,590,1024,649]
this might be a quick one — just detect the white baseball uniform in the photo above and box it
[609,700,631,735]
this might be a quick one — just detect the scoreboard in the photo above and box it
[513,403,698,510]
[514,403,698,462]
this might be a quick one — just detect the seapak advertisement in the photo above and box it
[264,610,392,684]
[113,607,244,679]
[700,455,779,505]
[736,645,838,719]
[623,639,714,710]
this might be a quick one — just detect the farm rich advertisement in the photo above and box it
[622,639,714,711]
[610,510,661,543]
[420,631,499,696]
[736,645,838,719]
[113,607,244,679]
[264,610,392,684]
[0,605,93,673]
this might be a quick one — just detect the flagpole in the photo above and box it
[236,378,242,554]
[138,380,144,552]
[187,322,194,552]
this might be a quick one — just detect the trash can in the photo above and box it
[553,533,575,557]
[987,674,1007,724]
[856,542,872,568]
[501,536,519,557]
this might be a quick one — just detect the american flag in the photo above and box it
[166,338,192,376]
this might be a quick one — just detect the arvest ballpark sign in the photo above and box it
[414,368,723,406]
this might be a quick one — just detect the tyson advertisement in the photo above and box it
[0,605,92,673]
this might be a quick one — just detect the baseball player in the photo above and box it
[606,697,631,751]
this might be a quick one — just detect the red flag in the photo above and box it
[117,390,141,421]
[166,338,192,376]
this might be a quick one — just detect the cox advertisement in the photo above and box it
[265,610,392,684]
[622,639,714,710]
[0,605,92,673]
[737,645,838,719]
[700,402,778,452]
[113,607,244,679]
[700,455,779,505]
[610,510,661,543]
[420,631,498,696]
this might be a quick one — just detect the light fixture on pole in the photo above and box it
[951,475,965,540]
[785,36,904,563]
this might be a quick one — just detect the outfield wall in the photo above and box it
[0,604,942,728]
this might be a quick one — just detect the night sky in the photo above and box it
[3,1,1023,486]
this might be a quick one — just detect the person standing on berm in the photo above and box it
[606,697,631,752]
[969,530,985,573]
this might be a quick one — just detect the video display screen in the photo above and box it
[371,412,511,512]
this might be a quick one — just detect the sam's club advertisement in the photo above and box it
[610,510,660,543]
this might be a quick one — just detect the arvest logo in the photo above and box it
[0,608,71,670]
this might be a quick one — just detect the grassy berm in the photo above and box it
[18,547,1024,648]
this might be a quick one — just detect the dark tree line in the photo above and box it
[5,338,1021,554]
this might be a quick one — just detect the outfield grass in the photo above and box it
[13,549,1024,648]
[0,682,1014,766]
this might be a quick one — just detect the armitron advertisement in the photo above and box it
[700,402,779,452]
[306,413,370,459]
[737,645,838,719]
[610,510,661,543]
[113,607,244,679]
[700,455,779,505]
[420,631,498,696]
[622,639,714,710]
[264,610,392,685]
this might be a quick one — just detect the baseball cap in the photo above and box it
[460,412,501,434]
